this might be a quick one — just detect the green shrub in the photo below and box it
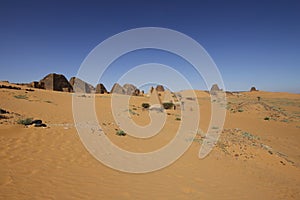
[238,109,244,112]
[142,103,150,109]
[264,117,270,120]
[242,132,259,140]
[162,102,174,109]
[175,117,181,121]
[116,130,126,136]
[17,118,33,125]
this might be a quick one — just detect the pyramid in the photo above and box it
[39,73,73,92]
[156,85,165,92]
[110,83,125,94]
[163,90,174,103]
[123,83,137,95]
[95,83,108,94]
[210,84,221,95]
[69,77,95,93]
[149,88,162,105]
[250,86,258,92]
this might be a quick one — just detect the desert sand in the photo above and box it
[1,81,300,199]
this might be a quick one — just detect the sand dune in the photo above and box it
[1,81,300,199]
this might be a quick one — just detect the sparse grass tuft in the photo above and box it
[280,119,289,123]
[14,95,28,99]
[242,132,259,140]
[128,109,138,116]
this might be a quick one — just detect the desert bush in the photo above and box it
[0,108,8,114]
[142,103,150,109]
[175,117,181,121]
[242,132,259,140]
[264,117,270,120]
[162,102,174,109]
[17,118,33,125]
[116,130,126,136]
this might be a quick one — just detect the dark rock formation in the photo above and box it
[0,85,21,90]
[69,77,95,93]
[156,85,165,92]
[95,83,108,94]
[39,73,73,92]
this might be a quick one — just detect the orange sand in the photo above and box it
[1,82,300,199]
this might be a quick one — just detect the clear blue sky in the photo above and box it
[0,0,299,93]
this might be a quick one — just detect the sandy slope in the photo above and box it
[0,82,300,199]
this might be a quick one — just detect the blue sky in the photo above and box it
[0,0,299,93]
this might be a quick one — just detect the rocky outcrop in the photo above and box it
[95,83,108,94]
[39,73,73,92]
[69,77,95,93]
